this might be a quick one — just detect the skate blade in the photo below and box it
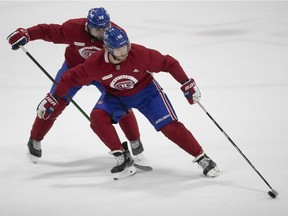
[206,167,222,178]
[26,152,39,164]
[134,163,153,171]
[113,165,137,180]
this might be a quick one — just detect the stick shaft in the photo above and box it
[20,46,90,121]
[197,101,273,189]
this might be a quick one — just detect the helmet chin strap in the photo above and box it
[109,51,122,64]
[106,44,130,64]
[110,44,130,62]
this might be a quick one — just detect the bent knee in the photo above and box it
[90,109,111,130]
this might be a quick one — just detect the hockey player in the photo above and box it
[35,27,221,179]
[7,8,144,163]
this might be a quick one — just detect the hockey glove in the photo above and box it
[37,93,59,120]
[7,28,30,50]
[180,78,201,104]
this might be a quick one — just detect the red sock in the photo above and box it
[30,98,67,141]
[160,121,203,157]
[90,109,123,151]
[118,110,140,141]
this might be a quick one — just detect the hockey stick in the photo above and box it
[197,101,278,198]
[19,45,90,121]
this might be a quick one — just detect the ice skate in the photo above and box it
[193,153,221,177]
[129,139,144,161]
[122,141,153,171]
[110,147,136,180]
[26,139,42,163]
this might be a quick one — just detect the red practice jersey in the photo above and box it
[27,18,121,67]
[54,43,189,97]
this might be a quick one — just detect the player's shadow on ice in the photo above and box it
[27,156,210,191]
[49,167,212,195]
[27,157,263,195]
[28,156,113,180]
[27,157,226,195]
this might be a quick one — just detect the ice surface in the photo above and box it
[0,1,287,215]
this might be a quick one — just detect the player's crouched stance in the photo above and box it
[7,7,145,165]
[35,27,221,179]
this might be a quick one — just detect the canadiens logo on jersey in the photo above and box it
[78,46,102,59]
[110,75,138,90]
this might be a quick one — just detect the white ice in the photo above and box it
[0,1,287,215]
